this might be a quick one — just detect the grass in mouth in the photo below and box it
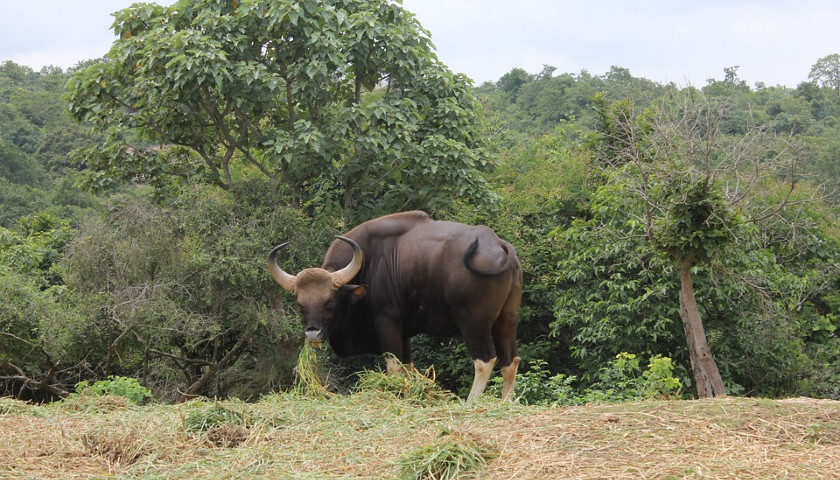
[292,341,332,399]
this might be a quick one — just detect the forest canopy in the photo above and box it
[1,1,839,403]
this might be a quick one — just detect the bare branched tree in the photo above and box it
[595,88,819,397]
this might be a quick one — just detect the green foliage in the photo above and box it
[0,140,46,186]
[584,352,645,402]
[58,184,310,400]
[397,431,498,480]
[496,68,531,96]
[0,61,97,228]
[490,354,682,406]
[73,376,153,405]
[476,65,666,136]
[488,359,578,406]
[809,54,840,93]
[0,211,86,400]
[66,0,491,221]
[0,179,49,228]
[0,211,72,287]
[652,175,737,261]
[492,122,592,218]
[810,127,840,202]
[553,183,683,376]
[642,355,683,396]
[0,268,82,367]
[584,353,682,403]
[3,43,840,404]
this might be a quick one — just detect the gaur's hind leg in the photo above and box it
[494,284,521,400]
[500,357,520,400]
[493,322,519,399]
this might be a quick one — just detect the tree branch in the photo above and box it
[177,320,259,403]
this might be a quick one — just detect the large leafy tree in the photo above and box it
[809,54,840,94]
[67,0,490,221]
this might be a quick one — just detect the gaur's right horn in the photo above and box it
[268,242,297,292]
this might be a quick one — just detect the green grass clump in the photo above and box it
[183,402,251,448]
[397,431,499,480]
[355,361,454,405]
[183,403,243,433]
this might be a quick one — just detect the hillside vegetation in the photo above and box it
[2,392,839,479]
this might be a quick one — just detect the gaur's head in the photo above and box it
[268,236,367,345]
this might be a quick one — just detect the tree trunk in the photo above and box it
[677,255,727,398]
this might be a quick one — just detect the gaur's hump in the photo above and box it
[350,211,431,238]
[377,211,430,223]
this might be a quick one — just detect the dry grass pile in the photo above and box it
[482,396,840,479]
[0,395,173,479]
[79,426,150,469]
[0,394,838,479]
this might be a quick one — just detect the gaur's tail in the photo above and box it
[463,238,516,276]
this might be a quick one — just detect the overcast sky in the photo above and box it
[2,1,839,88]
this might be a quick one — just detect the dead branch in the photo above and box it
[177,320,258,403]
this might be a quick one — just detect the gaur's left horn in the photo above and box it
[330,236,363,287]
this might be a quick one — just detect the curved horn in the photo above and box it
[268,242,297,292]
[330,236,363,287]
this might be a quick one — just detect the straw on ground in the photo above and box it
[1,394,838,479]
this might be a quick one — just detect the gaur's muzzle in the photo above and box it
[305,326,324,344]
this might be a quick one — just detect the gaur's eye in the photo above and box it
[324,299,335,311]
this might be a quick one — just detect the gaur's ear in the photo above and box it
[340,284,368,303]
